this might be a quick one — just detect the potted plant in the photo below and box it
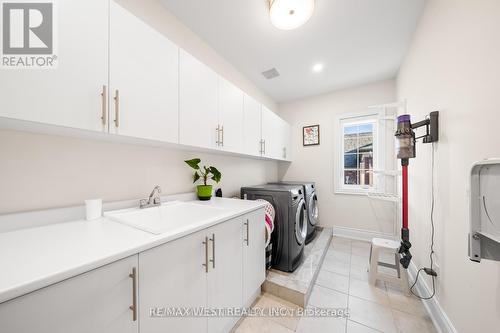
[184,158,222,201]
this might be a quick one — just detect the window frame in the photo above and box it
[335,111,385,195]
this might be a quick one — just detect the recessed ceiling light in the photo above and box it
[312,63,324,73]
[269,0,315,31]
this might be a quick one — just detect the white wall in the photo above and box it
[0,130,277,214]
[278,80,397,235]
[0,0,279,215]
[397,0,500,331]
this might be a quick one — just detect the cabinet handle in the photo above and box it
[244,220,249,246]
[202,236,209,273]
[263,140,266,155]
[220,126,224,147]
[216,125,220,146]
[100,85,107,126]
[129,267,137,322]
[114,89,120,128]
[209,233,215,268]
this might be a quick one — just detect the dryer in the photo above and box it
[269,181,319,243]
[241,184,307,272]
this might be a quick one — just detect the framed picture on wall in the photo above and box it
[303,125,320,146]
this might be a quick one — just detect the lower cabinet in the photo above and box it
[138,226,209,333]
[139,210,264,333]
[242,209,266,306]
[207,218,243,333]
[0,255,139,333]
[0,209,265,333]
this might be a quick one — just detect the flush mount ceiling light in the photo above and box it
[269,0,315,30]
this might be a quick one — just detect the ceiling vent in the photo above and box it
[262,68,280,80]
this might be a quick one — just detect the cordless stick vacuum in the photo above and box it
[394,111,439,269]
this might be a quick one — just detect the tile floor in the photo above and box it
[232,236,438,333]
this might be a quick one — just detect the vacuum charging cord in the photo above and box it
[409,142,437,300]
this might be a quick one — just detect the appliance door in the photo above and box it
[308,193,319,225]
[294,199,307,245]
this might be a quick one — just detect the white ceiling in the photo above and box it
[160,0,426,103]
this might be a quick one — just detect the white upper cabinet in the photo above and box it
[0,0,109,132]
[277,118,292,161]
[261,106,280,159]
[243,95,262,156]
[0,255,138,333]
[217,78,244,152]
[260,107,272,158]
[179,50,218,149]
[0,1,292,161]
[109,1,179,143]
[283,122,292,160]
[262,107,292,160]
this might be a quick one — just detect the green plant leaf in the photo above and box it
[208,166,222,183]
[193,172,201,183]
[185,158,201,170]
[185,158,221,185]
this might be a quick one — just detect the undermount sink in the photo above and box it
[104,201,232,235]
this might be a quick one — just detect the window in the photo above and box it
[337,114,380,193]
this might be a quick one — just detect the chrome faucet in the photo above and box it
[140,185,162,209]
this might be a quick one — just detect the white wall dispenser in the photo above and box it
[469,159,500,262]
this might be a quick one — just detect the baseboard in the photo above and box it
[407,262,457,333]
[331,226,397,242]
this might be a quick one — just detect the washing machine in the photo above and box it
[241,184,307,272]
[269,181,319,244]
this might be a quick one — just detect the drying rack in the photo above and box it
[366,171,401,237]
[364,101,407,237]
[469,158,500,262]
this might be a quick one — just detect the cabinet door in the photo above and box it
[207,219,243,333]
[0,255,138,333]
[0,0,108,132]
[109,1,179,142]
[242,209,266,306]
[139,229,208,333]
[218,78,244,152]
[243,95,262,156]
[278,118,292,161]
[261,107,280,159]
[179,50,218,149]
[284,122,292,160]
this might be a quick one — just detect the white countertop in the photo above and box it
[0,197,265,304]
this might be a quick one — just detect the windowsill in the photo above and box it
[334,188,377,196]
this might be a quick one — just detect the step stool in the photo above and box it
[369,238,410,295]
